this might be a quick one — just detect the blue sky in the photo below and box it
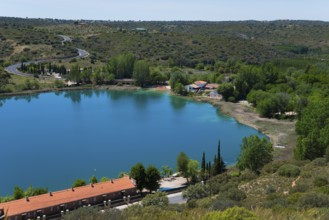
[1,0,329,21]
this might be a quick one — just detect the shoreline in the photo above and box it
[1,86,296,160]
[192,96,297,160]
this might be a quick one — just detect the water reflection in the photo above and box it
[64,91,82,103]
[0,93,39,107]
[169,95,187,110]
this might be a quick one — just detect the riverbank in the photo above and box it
[193,96,297,160]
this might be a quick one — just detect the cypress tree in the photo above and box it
[217,139,226,174]
[201,152,206,180]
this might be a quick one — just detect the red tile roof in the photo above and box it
[0,176,135,217]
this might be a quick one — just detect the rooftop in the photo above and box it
[0,176,135,217]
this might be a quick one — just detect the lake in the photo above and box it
[0,90,265,196]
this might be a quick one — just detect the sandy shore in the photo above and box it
[193,96,297,160]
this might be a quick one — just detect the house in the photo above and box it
[205,83,219,90]
[194,81,208,89]
[0,176,136,220]
[185,81,208,93]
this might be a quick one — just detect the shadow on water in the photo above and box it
[106,90,132,101]
[0,94,39,108]
[169,95,187,110]
[64,91,82,103]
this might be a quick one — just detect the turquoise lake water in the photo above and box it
[0,90,265,196]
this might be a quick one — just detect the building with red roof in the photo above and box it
[0,176,136,220]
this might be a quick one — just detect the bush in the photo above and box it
[299,192,329,208]
[311,158,327,167]
[225,188,247,201]
[228,96,236,102]
[211,198,237,211]
[313,176,328,187]
[287,192,302,204]
[183,183,210,201]
[290,182,310,193]
[202,207,259,220]
[141,192,169,207]
[239,170,258,182]
[261,160,286,174]
[317,185,329,194]
[277,164,301,177]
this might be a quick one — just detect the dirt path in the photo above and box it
[194,97,297,160]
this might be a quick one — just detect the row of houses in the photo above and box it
[0,176,137,220]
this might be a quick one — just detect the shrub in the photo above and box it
[210,198,237,211]
[313,176,328,187]
[287,193,302,204]
[261,160,286,174]
[290,182,310,193]
[265,185,276,194]
[183,183,210,201]
[228,96,236,102]
[317,185,329,194]
[225,188,247,201]
[202,207,259,220]
[311,158,327,167]
[277,164,301,177]
[239,170,258,182]
[299,192,329,208]
[141,192,169,207]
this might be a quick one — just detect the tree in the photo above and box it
[201,152,206,180]
[25,186,48,196]
[145,165,161,192]
[217,83,235,101]
[237,135,273,173]
[133,60,150,87]
[72,179,86,187]
[100,176,110,182]
[0,72,10,92]
[130,163,146,193]
[141,192,169,207]
[177,152,189,180]
[68,64,81,84]
[213,140,226,175]
[161,166,173,177]
[173,82,187,95]
[294,99,329,160]
[89,175,98,184]
[13,186,24,200]
[187,160,199,182]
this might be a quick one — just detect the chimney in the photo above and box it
[90,183,94,188]
[71,187,75,192]
[49,192,53,196]
[26,196,29,202]
[111,179,113,183]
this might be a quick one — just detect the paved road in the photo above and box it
[59,34,72,43]
[168,192,187,204]
[4,35,89,76]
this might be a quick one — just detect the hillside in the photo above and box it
[1,18,329,66]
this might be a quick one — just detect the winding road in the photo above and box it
[5,35,89,77]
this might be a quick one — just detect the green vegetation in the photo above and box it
[141,192,169,207]
[2,17,329,219]
[237,135,273,173]
[72,179,86,187]
[130,162,161,193]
